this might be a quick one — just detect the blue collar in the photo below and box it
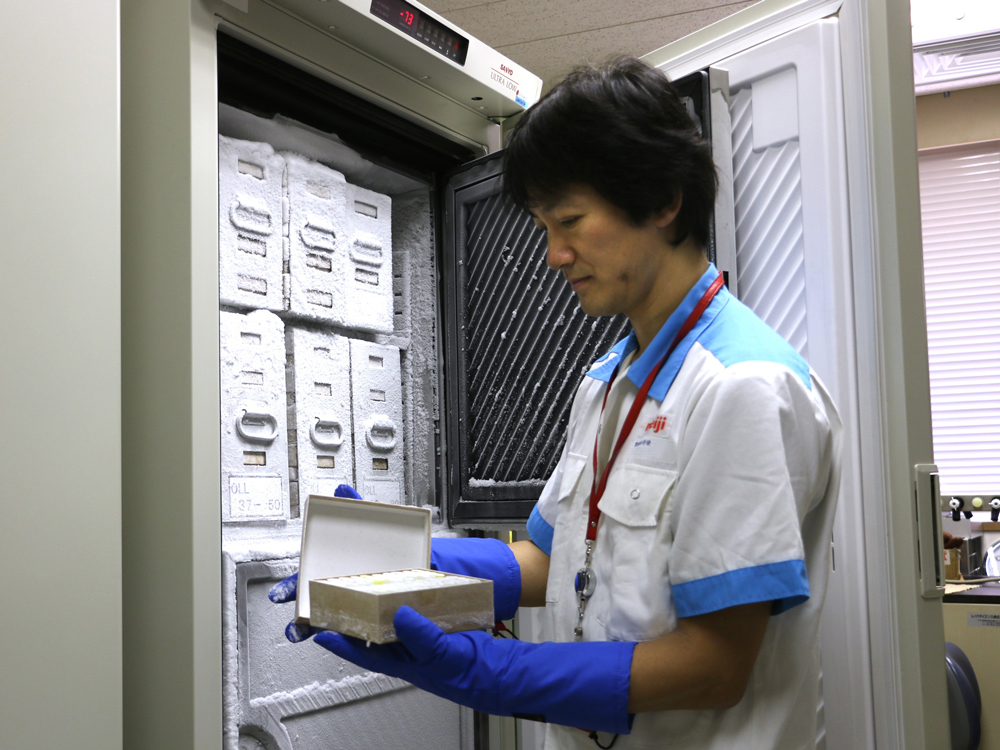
[585,264,731,401]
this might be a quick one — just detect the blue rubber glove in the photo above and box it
[430,537,521,620]
[315,605,635,734]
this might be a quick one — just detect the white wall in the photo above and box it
[0,2,122,748]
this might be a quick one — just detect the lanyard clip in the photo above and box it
[574,540,597,638]
[574,540,597,599]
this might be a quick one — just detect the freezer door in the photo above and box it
[645,9,948,750]
[441,153,630,525]
[718,23,867,749]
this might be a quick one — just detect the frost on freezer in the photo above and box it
[218,137,286,312]
[220,309,290,521]
[287,326,354,507]
[345,183,394,333]
[283,152,395,333]
[351,339,405,505]
[218,122,438,748]
[283,153,350,325]
[309,569,493,644]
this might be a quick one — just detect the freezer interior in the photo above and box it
[218,101,441,520]
[215,35,473,750]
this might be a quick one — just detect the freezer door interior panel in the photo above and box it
[442,153,630,525]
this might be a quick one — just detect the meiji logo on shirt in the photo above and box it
[645,416,668,433]
[631,416,677,469]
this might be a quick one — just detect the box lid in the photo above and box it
[296,494,431,623]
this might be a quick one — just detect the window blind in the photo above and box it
[918,141,1000,496]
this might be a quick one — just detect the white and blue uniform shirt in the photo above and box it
[527,265,842,750]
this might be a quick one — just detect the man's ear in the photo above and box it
[652,191,683,230]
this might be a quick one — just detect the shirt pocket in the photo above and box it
[545,452,589,605]
[596,463,676,529]
[596,464,678,641]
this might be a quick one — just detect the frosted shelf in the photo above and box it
[309,568,493,644]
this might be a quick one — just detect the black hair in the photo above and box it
[504,56,717,249]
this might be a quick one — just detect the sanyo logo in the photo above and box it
[500,64,514,76]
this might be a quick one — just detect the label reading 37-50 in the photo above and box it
[228,475,284,520]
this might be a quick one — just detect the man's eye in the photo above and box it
[559,216,580,227]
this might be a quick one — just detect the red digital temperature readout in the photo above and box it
[370,0,469,65]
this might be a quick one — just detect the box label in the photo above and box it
[362,479,403,505]
[228,475,285,520]
[968,612,1000,628]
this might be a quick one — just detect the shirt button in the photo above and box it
[630,489,640,499]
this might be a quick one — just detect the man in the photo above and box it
[271,57,841,750]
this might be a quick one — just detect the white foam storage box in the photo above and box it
[350,339,405,505]
[284,153,351,323]
[220,310,289,521]
[296,494,493,642]
[287,326,354,498]
[345,183,394,333]
[218,136,286,311]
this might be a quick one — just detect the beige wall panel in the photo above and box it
[0,0,122,748]
[916,85,1000,150]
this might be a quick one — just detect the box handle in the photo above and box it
[366,415,397,451]
[236,408,278,444]
[311,416,345,449]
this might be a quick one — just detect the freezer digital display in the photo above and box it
[370,0,469,66]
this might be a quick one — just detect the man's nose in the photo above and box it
[545,231,573,270]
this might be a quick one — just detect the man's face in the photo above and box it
[529,184,676,320]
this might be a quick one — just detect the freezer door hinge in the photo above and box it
[914,463,945,599]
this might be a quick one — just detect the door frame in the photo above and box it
[644,1,947,748]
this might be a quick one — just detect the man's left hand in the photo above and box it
[315,606,505,711]
[312,605,635,735]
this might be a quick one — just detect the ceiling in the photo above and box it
[422,0,759,91]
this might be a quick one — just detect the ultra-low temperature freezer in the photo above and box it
[120,1,949,748]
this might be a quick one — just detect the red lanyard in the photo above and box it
[586,273,724,541]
